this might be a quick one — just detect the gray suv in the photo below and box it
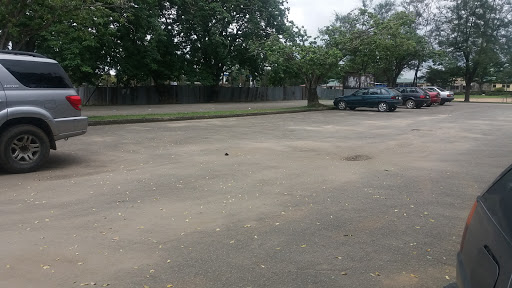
[0,50,88,173]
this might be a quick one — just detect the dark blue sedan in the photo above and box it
[333,87,403,112]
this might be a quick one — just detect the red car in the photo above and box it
[423,88,441,107]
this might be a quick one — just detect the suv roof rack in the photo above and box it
[0,50,47,59]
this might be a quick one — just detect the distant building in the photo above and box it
[395,78,427,88]
[450,78,510,92]
[322,79,343,89]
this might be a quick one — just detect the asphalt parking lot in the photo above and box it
[1,103,512,288]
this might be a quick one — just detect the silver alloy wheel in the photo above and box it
[10,135,41,163]
[406,99,415,109]
[378,102,388,112]
[337,101,347,110]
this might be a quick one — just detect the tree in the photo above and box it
[265,29,343,106]
[439,0,512,101]
[323,8,423,87]
[424,66,460,88]
[372,11,421,87]
[401,0,438,86]
[34,2,120,85]
[172,0,289,86]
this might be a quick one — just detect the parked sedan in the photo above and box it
[333,87,402,112]
[394,87,430,109]
[424,86,454,105]
[424,89,441,106]
[457,164,512,288]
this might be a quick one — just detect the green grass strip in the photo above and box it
[88,106,327,121]
[454,95,510,99]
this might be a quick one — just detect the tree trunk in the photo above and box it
[306,85,320,106]
[413,61,421,86]
[464,78,472,102]
[304,76,320,106]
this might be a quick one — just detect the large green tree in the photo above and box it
[439,0,512,101]
[173,0,289,86]
[323,8,424,87]
[265,29,342,106]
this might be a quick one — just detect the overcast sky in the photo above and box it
[286,0,361,36]
[286,0,416,78]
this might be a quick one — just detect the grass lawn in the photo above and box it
[454,95,510,99]
[88,106,328,122]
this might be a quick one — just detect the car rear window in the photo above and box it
[0,59,73,88]
[481,166,512,237]
[388,88,400,95]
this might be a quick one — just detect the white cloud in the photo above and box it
[286,0,361,36]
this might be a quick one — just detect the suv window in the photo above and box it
[0,59,73,88]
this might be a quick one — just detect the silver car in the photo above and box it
[424,86,455,105]
[0,51,88,173]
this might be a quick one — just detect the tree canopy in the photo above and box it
[1,0,511,103]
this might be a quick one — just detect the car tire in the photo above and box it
[0,125,51,174]
[349,107,356,110]
[439,101,445,105]
[337,101,347,110]
[387,105,397,112]
[425,102,432,107]
[378,102,388,112]
[405,99,416,109]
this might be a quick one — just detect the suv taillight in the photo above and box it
[391,96,397,99]
[460,201,478,252]
[66,95,82,110]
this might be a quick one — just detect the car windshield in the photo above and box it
[437,87,447,92]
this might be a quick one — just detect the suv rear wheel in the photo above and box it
[0,125,50,173]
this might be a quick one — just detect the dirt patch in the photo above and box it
[342,154,372,161]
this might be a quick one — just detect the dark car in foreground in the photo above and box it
[395,87,430,109]
[457,164,512,288]
[333,87,402,112]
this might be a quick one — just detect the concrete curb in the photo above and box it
[88,107,332,126]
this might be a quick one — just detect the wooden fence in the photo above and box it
[78,85,343,106]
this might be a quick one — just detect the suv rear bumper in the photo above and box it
[54,116,88,140]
